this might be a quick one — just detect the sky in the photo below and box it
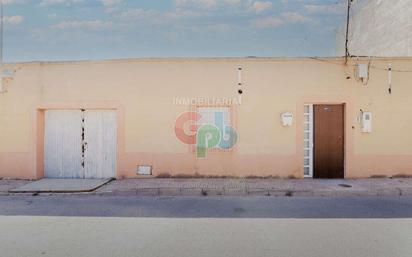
[2,0,347,62]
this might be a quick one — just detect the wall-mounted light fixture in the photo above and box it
[281,112,294,127]
[237,66,242,94]
[388,63,392,94]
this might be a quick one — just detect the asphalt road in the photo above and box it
[0,195,412,218]
[1,196,412,257]
[0,216,411,257]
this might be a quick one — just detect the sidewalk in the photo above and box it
[3,178,411,197]
[94,178,412,197]
[2,178,412,197]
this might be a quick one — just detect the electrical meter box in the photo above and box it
[362,112,372,133]
[357,64,369,79]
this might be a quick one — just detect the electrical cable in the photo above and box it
[330,0,412,73]
[309,57,412,73]
[345,0,353,64]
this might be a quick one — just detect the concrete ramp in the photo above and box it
[9,178,114,193]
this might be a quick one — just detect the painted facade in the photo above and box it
[1,57,412,179]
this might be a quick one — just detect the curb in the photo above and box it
[4,185,412,197]
[88,187,412,197]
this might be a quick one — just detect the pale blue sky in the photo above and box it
[3,0,346,62]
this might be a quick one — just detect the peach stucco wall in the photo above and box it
[1,57,412,179]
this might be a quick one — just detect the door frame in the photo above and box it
[34,103,124,179]
[301,102,347,179]
[303,104,314,178]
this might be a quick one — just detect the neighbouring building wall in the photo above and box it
[337,0,412,57]
[1,57,412,179]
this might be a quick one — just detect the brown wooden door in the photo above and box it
[314,105,344,178]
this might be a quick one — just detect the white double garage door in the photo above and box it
[44,110,117,179]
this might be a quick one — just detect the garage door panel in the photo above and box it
[44,111,83,178]
[84,111,117,179]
